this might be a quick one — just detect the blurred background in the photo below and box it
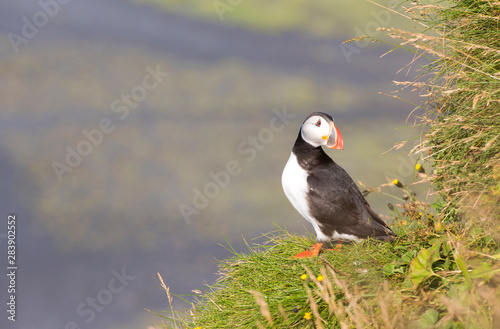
[0,0,427,328]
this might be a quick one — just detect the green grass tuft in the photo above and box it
[156,211,500,328]
[380,0,500,221]
[190,231,403,328]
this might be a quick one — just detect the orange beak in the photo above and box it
[324,123,343,149]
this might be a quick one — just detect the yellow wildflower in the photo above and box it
[392,178,402,187]
[304,312,312,320]
[317,275,324,282]
[434,221,443,233]
[300,274,307,280]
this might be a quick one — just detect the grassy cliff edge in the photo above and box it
[156,1,500,328]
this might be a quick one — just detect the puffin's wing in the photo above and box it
[306,162,393,239]
[365,202,392,230]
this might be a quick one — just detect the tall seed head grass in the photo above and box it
[382,1,500,222]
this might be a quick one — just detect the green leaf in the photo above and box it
[428,241,443,264]
[410,248,435,286]
[417,308,439,328]
[383,263,405,276]
[453,250,471,287]
[436,319,454,329]
[401,250,417,263]
[470,262,500,282]
[441,242,452,257]
[409,241,442,286]
[401,277,414,289]
[430,199,445,211]
[383,263,396,276]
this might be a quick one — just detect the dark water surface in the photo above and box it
[0,1,421,328]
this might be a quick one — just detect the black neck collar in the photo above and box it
[292,131,332,170]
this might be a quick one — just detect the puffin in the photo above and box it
[282,112,395,258]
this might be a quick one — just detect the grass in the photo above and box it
[187,232,405,328]
[154,167,500,328]
[156,205,500,328]
[379,0,500,221]
[152,1,500,328]
[154,183,500,328]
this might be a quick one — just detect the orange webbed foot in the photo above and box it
[323,239,343,252]
[333,240,342,251]
[293,243,324,258]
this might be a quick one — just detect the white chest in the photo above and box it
[281,152,329,241]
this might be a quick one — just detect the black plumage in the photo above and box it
[284,112,395,244]
[292,132,394,241]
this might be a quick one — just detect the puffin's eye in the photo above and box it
[315,119,321,127]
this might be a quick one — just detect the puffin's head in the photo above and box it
[300,112,344,149]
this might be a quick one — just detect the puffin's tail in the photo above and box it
[366,205,397,241]
[375,230,397,242]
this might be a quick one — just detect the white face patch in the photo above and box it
[282,152,330,241]
[300,115,331,148]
